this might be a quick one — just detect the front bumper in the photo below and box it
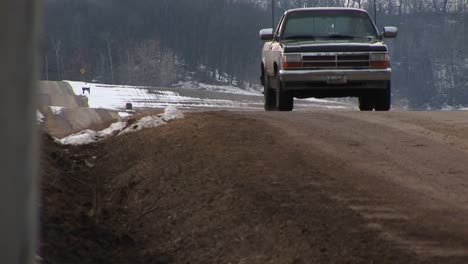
[279,68,391,82]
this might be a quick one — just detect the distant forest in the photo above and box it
[42,0,468,109]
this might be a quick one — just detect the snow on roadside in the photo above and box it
[118,116,166,135]
[321,105,349,110]
[118,112,133,118]
[441,104,468,111]
[305,98,341,104]
[119,106,184,135]
[161,105,184,121]
[58,130,100,146]
[49,106,64,115]
[58,106,184,146]
[37,110,44,124]
[58,122,127,145]
[173,81,261,96]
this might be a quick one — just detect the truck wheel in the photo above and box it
[264,76,277,111]
[374,81,391,111]
[358,95,374,111]
[276,89,294,111]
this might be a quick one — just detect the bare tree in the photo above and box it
[50,38,62,80]
[106,38,115,84]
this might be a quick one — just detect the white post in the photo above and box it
[0,0,41,263]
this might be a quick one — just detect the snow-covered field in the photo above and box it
[66,80,353,111]
[66,81,261,110]
[173,81,261,96]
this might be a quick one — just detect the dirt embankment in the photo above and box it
[40,111,468,264]
[37,81,119,138]
[39,134,143,263]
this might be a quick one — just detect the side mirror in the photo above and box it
[259,28,274,41]
[382,26,398,38]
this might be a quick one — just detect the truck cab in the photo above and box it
[260,8,397,111]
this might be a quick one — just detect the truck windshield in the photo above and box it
[281,11,378,40]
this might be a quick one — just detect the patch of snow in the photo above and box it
[173,81,261,96]
[119,116,166,135]
[49,106,64,115]
[161,105,184,121]
[59,130,98,145]
[295,97,354,110]
[441,104,468,111]
[99,121,127,137]
[58,106,184,145]
[37,110,44,124]
[322,105,349,110]
[118,112,133,118]
[304,98,339,104]
[441,105,456,111]
[59,121,127,146]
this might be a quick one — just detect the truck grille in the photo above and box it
[302,53,370,69]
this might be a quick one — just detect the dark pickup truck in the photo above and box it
[260,7,398,111]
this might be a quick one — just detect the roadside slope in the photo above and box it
[85,112,435,263]
[40,110,468,263]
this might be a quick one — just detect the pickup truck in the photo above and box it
[259,8,397,111]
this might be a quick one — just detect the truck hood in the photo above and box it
[283,41,388,53]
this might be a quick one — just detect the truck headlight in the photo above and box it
[370,53,390,68]
[282,54,302,69]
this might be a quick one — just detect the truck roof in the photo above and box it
[284,7,370,15]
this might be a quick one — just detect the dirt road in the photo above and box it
[254,111,468,259]
[40,110,468,264]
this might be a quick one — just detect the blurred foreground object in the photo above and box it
[0,0,42,263]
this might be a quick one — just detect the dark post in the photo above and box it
[0,0,41,263]
[374,0,378,25]
[272,0,275,30]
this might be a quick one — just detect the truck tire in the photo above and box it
[264,76,277,111]
[277,90,293,111]
[276,78,293,111]
[359,95,375,111]
[374,81,391,111]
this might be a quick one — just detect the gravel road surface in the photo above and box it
[251,111,468,260]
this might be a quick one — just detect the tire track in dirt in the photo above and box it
[334,111,468,154]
